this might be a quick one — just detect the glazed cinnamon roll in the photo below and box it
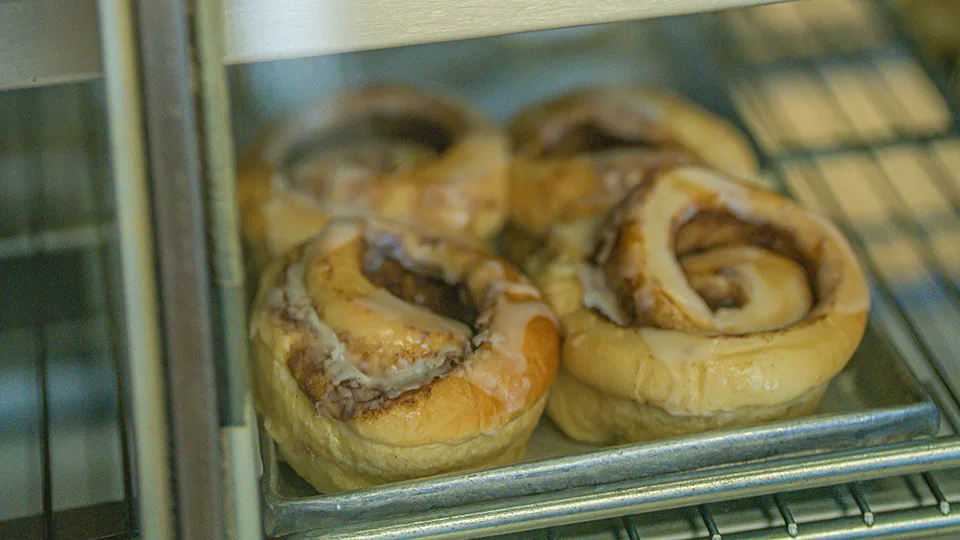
[504,86,759,263]
[533,165,869,444]
[237,84,509,272]
[250,217,559,492]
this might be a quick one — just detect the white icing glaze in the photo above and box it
[602,93,665,128]
[313,221,363,255]
[464,299,555,416]
[576,263,629,326]
[618,167,864,334]
[634,172,716,325]
[491,299,557,351]
[425,182,471,230]
[261,217,561,418]
[267,257,466,401]
[364,224,466,284]
[711,261,810,333]
[354,288,472,342]
[260,183,329,257]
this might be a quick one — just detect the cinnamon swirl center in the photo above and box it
[362,240,479,328]
[674,209,819,306]
[539,120,674,157]
[260,219,553,421]
[285,114,456,200]
[582,168,845,334]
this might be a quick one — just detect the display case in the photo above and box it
[3,1,960,538]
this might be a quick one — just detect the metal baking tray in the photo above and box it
[259,321,939,537]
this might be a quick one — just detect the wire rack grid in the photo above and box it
[0,82,135,537]
[500,2,960,538]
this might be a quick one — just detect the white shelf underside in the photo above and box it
[0,0,781,90]
[222,0,782,64]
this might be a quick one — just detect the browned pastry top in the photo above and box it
[252,218,560,443]
[534,165,869,416]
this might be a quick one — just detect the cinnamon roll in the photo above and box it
[504,87,759,263]
[250,217,559,492]
[533,165,869,444]
[237,84,509,272]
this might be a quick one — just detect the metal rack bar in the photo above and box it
[135,0,225,536]
[864,151,960,300]
[22,89,56,539]
[915,147,960,224]
[921,472,951,516]
[848,483,876,527]
[717,31,960,415]
[699,505,722,540]
[0,225,114,260]
[192,0,262,535]
[303,439,960,540]
[723,506,960,539]
[788,160,960,405]
[772,494,799,537]
[622,516,642,540]
[879,1,960,122]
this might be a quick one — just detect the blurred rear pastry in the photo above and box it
[504,86,759,263]
[237,83,510,272]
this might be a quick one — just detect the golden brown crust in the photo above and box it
[545,368,827,445]
[237,83,509,271]
[533,166,869,443]
[505,86,760,260]
[251,217,559,491]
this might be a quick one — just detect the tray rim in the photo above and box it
[258,320,942,537]
[283,435,960,540]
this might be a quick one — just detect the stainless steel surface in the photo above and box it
[261,324,939,537]
[505,470,960,539]
[197,0,251,430]
[294,440,960,540]
[135,0,225,537]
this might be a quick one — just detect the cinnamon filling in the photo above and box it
[674,208,820,307]
[685,270,748,312]
[583,205,821,327]
[285,114,454,196]
[290,114,454,161]
[361,240,479,328]
[539,121,676,158]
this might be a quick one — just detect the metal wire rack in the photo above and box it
[495,1,960,538]
[0,83,135,537]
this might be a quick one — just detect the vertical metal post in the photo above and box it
[194,0,263,537]
[134,0,225,537]
[97,0,176,537]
